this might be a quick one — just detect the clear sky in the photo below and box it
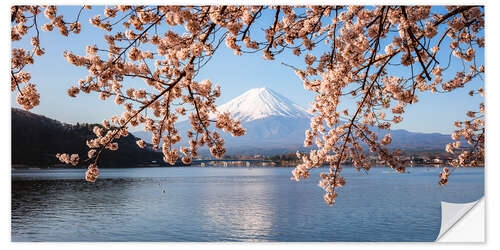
[10,5,484,134]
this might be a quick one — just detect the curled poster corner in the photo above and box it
[436,197,484,242]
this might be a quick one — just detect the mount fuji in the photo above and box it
[213,87,311,122]
[133,87,312,154]
[209,87,312,152]
[133,87,456,155]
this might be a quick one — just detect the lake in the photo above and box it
[11,166,484,242]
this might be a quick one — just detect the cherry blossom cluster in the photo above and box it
[11,6,88,110]
[86,163,100,182]
[439,167,450,186]
[56,153,80,166]
[444,93,484,182]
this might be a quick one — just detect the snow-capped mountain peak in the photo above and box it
[215,87,311,122]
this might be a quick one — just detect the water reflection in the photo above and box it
[198,176,276,241]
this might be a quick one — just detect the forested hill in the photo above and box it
[11,108,164,168]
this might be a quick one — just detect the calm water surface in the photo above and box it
[11,166,484,242]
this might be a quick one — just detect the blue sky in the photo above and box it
[10,6,484,134]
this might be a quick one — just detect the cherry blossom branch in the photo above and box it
[91,71,187,164]
[265,6,281,54]
[241,6,264,41]
[87,6,228,167]
[400,6,432,81]
[361,6,386,90]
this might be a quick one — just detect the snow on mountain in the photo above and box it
[213,87,311,122]
[207,87,312,153]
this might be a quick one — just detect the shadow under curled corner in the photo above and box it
[435,197,484,242]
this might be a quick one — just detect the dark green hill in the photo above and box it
[11,108,165,168]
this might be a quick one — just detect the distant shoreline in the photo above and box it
[11,163,484,170]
